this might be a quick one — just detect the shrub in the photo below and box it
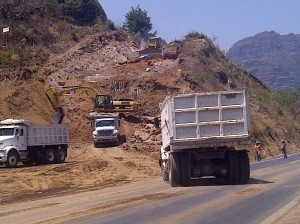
[185,31,207,40]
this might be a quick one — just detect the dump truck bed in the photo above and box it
[160,90,251,150]
[27,124,69,146]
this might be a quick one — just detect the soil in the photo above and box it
[0,144,161,204]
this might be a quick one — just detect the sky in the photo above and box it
[99,0,300,51]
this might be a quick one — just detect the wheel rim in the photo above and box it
[9,156,17,166]
[58,151,65,160]
[48,151,55,162]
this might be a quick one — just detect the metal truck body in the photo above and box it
[158,90,251,186]
[0,119,69,168]
[90,113,119,146]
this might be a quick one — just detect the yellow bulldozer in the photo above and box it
[139,37,163,59]
[46,85,138,124]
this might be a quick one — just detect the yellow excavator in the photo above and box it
[139,37,163,59]
[46,85,138,124]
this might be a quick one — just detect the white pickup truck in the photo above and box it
[157,90,251,186]
[90,113,119,147]
[0,119,69,168]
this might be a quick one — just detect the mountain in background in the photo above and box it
[226,31,300,89]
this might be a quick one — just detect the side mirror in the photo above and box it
[154,117,161,129]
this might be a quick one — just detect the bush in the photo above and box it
[106,19,116,30]
[276,106,284,116]
[185,31,207,40]
[0,45,31,68]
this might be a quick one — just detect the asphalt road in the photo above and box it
[1,152,300,224]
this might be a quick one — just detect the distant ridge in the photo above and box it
[227,31,300,89]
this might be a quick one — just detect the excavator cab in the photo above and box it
[95,94,114,109]
[95,94,138,112]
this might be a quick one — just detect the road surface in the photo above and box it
[0,152,299,224]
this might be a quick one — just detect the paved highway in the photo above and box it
[1,152,299,224]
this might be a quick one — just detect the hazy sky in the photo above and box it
[99,0,300,51]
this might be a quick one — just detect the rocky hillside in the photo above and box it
[227,31,300,89]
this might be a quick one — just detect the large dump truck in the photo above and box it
[0,119,69,167]
[157,90,251,187]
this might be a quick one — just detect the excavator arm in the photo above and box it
[46,85,98,124]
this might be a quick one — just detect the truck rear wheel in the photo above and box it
[169,152,182,187]
[226,151,240,185]
[181,152,191,186]
[55,148,67,163]
[238,150,250,184]
[44,149,56,164]
[5,151,19,168]
[163,170,169,182]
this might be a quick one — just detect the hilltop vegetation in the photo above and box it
[0,0,108,68]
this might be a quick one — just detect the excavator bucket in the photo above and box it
[50,112,63,124]
[50,107,64,124]
[139,47,163,59]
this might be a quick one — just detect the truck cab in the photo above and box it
[0,123,28,166]
[91,113,119,147]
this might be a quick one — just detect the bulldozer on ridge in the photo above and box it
[139,37,163,59]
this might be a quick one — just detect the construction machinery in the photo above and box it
[46,85,138,124]
[139,37,163,59]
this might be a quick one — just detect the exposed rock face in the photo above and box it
[227,31,300,89]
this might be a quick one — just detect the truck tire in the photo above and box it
[55,148,67,163]
[181,152,191,186]
[169,152,182,187]
[163,170,169,182]
[44,149,56,164]
[5,151,19,168]
[226,151,240,185]
[238,150,250,184]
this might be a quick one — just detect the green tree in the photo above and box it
[123,5,152,39]
[62,0,107,25]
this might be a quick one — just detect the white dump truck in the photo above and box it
[156,90,251,186]
[90,112,119,147]
[0,119,69,168]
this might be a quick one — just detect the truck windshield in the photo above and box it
[96,120,115,127]
[0,128,15,136]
